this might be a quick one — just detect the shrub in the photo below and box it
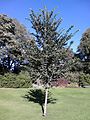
[0,71,32,88]
[79,73,90,87]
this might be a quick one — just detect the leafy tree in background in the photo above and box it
[0,14,32,74]
[27,8,78,116]
[72,28,90,87]
[77,28,90,74]
[78,28,90,61]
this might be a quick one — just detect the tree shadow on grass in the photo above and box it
[23,89,57,115]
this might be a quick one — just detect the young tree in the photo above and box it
[27,8,78,116]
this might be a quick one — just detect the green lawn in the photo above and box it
[0,88,90,120]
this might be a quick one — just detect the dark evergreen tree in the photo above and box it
[27,8,78,116]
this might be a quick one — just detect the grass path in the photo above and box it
[0,88,90,120]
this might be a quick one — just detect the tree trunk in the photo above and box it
[43,88,48,116]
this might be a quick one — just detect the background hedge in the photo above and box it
[0,71,32,88]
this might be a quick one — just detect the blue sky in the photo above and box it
[0,0,90,52]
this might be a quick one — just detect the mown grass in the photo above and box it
[0,88,90,120]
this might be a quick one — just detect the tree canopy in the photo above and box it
[0,14,32,74]
[77,28,90,74]
[26,8,78,85]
